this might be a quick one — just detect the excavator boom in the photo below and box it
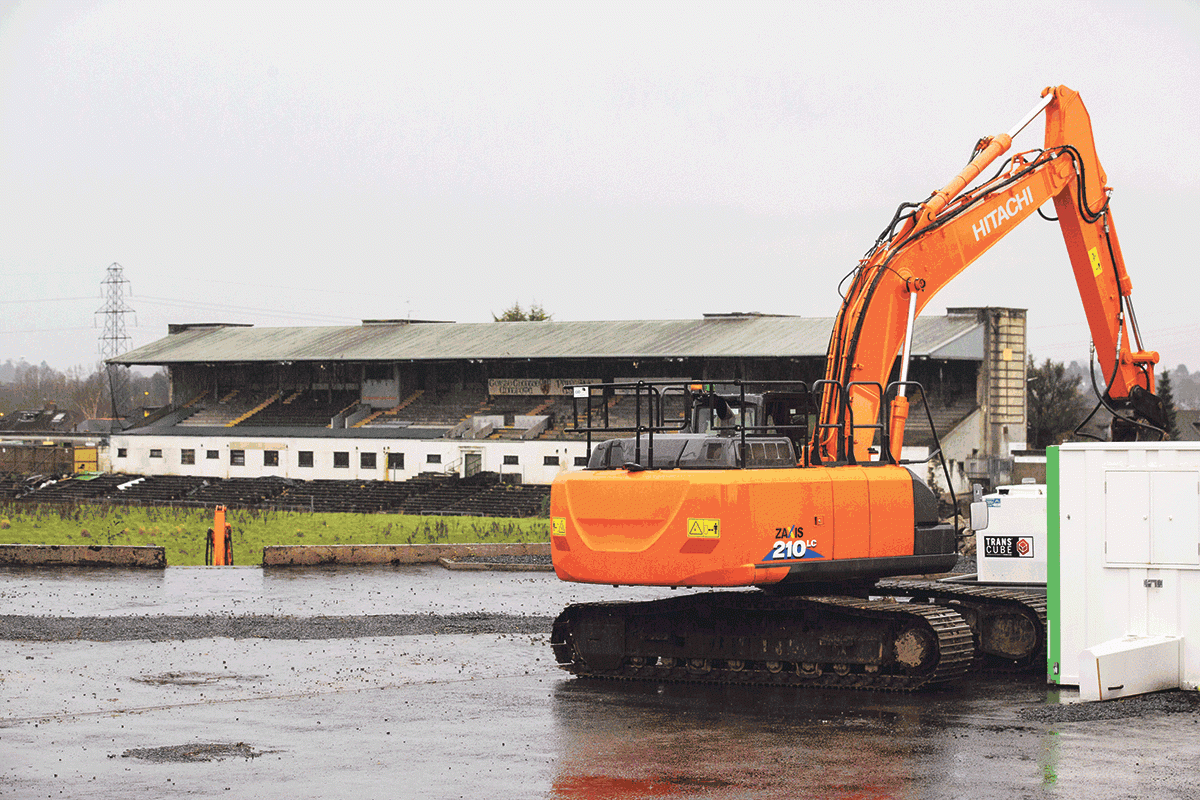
[820,85,1162,463]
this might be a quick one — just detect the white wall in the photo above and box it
[109,434,589,484]
[109,430,984,487]
[942,408,984,494]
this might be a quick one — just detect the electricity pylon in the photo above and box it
[95,263,136,428]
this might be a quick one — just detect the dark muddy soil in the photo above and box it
[0,612,553,641]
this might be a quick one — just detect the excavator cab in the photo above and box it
[579,383,809,471]
[571,381,819,471]
[689,391,759,435]
[688,388,815,448]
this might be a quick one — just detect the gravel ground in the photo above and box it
[7,608,1195,725]
[1021,688,1200,722]
[3,560,1196,728]
[0,612,553,641]
[449,554,553,565]
[2,563,1200,734]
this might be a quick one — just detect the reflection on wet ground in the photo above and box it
[547,673,1198,800]
[0,563,706,617]
[549,676,1032,799]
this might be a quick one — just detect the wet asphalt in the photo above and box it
[2,565,1199,799]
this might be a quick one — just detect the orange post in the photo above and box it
[212,505,227,566]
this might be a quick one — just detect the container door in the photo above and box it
[1105,471,1150,564]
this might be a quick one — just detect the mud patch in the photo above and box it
[132,671,264,687]
[121,742,269,762]
[662,775,734,789]
[1,613,552,641]
[552,774,733,796]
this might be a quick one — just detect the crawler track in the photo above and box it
[551,592,975,691]
[876,579,1047,671]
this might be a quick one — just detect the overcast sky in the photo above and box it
[2,0,1198,375]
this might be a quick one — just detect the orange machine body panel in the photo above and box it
[550,464,918,588]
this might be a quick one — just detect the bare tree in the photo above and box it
[64,364,110,419]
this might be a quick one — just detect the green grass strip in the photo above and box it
[0,503,550,566]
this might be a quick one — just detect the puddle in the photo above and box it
[121,742,270,762]
[132,671,264,686]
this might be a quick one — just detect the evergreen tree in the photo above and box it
[492,302,551,322]
[1158,369,1179,439]
[1026,357,1089,448]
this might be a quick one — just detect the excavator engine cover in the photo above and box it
[550,463,957,590]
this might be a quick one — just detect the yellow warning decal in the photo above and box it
[687,518,720,538]
[552,517,566,537]
[1088,247,1103,277]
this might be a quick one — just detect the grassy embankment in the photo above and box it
[0,503,550,566]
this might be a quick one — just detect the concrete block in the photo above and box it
[1078,634,1182,702]
[0,544,166,568]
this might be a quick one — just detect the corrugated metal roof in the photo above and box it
[113,314,984,365]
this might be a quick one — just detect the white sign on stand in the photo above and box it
[976,483,1046,585]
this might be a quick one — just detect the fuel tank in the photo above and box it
[549,463,957,589]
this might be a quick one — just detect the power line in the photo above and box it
[204,279,389,299]
[0,296,98,304]
[1,326,96,334]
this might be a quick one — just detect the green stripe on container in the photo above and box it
[1046,445,1060,684]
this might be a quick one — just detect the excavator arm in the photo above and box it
[818,85,1164,464]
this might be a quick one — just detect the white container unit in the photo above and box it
[975,483,1047,585]
[1050,443,1200,700]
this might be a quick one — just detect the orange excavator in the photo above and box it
[548,85,1165,689]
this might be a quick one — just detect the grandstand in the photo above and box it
[103,308,1026,492]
